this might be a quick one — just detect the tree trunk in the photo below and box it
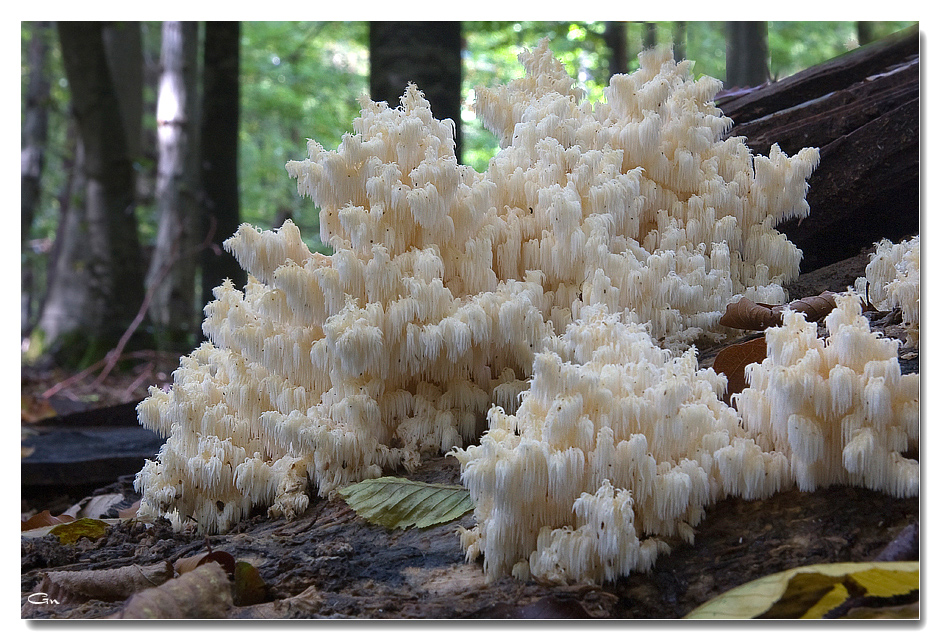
[725,21,769,87]
[673,21,687,61]
[199,21,244,310]
[643,22,656,50]
[369,21,462,160]
[604,21,629,79]
[36,22,145,366]
[21,21,53,334]
[21,21,52,243]
[146,21,201,348]
[102,22,143,161]
[857,21,876,46]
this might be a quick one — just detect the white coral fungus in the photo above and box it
[136,39,833,570]
[453,304,788,584]
[854,235,920,348]
[735,292,919,497]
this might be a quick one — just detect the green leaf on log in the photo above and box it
[337,477,474,530]
[685,561,919,619]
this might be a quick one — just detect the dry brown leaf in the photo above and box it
[719,298,780,331]
[233,561,268,607]
[786,291,838,323]
[34,561,174,605]
[21,395,56,423]
[233,585,323,618]
[115,561,233,619]
[174,550,236,576]
[712,336,767,404]
[118,499,142,519]
[63,493,125,520]
[22,510,75,532]
[720,292,840,332]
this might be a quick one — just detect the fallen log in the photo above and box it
[720,25,919,272]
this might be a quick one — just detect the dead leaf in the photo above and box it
[719,292,840,331]
[685,561,919,619]
[231,585,322,618]
[174,550,236,576]
[118,499,142,519]
[786,291,838,323]
[22,510,76,531]
[711,336,767,404]
[49,517,110,544]
[21,395,56,423]
[719,298,779,331]
[233,561,268,606]
[34,561,174,605]
[115,562,233,619]
[63,493,125,520]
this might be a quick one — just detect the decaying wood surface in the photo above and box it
[21,453,918,619]
[720,25,919,272]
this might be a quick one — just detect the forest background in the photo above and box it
[19,20,917,381]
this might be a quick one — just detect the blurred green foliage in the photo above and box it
[240,22,367,253]
[22,20,916,312]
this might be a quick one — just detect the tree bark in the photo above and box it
[369,21,462,160]
[102,22,143,161]
[199,21,244,310]
[146,21,201,348]
[604,21,628,79]
[37,22,145,365]
[21,21,52,244]
[673,21,687,61]
[643,22,656,50]
[725,21,769,88]
[21,21,53,334]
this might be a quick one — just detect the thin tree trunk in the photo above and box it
[37,22,145,365]
[21,21,52,243]
[21,21,53,333]
[643,22,656,50]
[146,21,201,347]
[200,21,243,310]
[369,21,462,160]
[857,21,876,46]
[674,21,687,60]
[726,21,769,88]
[604,21,628,79]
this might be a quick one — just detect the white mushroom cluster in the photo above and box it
[135,40,822,537]
[453,304,789,584]
[735,292,919,497]
[854,235,920,348]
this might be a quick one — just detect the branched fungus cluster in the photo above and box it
[135,40,917,584]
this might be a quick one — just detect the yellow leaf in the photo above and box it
[685,562,918,619]
[49,518,110,545]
